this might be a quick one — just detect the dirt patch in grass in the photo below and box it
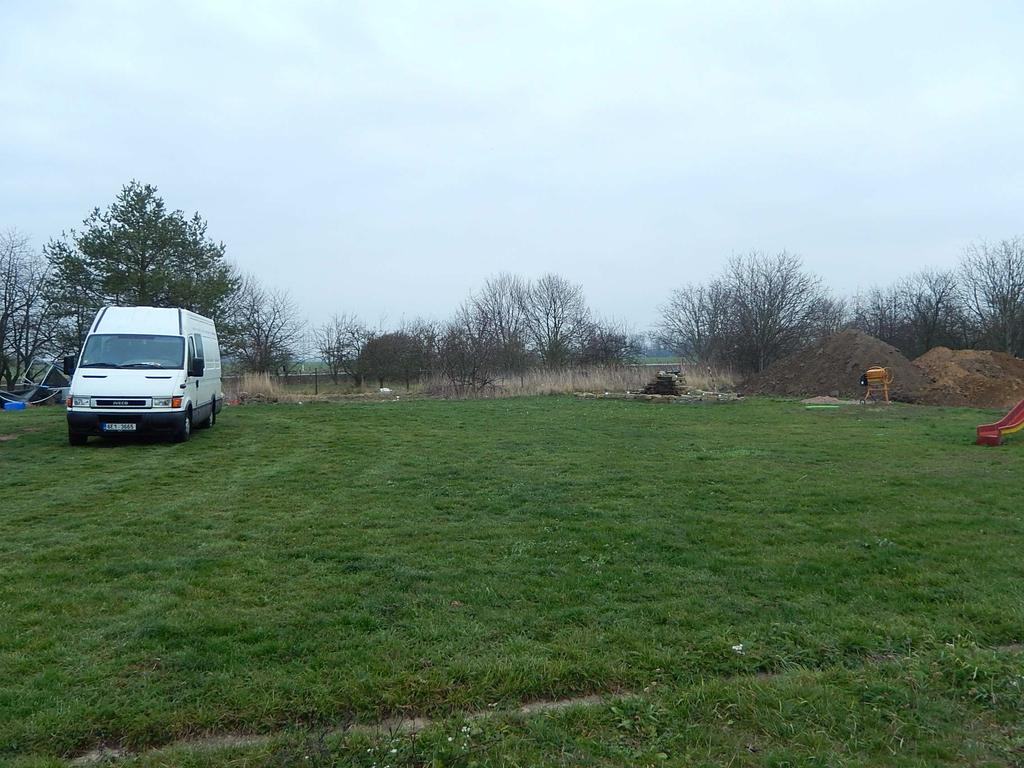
[0,427,41,441]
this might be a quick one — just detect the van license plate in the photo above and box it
[102,423,136,432]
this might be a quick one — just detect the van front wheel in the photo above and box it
[173,408,192,443]
[69,431,87,446]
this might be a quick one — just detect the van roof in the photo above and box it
[91,307,197,335]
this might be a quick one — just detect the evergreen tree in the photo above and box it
[45,181,238,346]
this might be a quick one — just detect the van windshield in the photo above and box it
[80,334,185,370]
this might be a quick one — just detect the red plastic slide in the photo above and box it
[976,399,1024,446]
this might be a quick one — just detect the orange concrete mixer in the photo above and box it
[860,366,893,403]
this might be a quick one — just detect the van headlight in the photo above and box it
[153,397,172,407]
[72,396,90,407]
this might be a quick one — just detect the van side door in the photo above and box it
[190,333,212,411]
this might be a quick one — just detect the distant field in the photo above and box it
[2,398,1022,767]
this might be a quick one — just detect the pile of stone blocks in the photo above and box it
[641,371,687,396]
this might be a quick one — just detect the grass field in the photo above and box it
[2,397,1022,767]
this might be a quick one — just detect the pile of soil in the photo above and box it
[914,347,1024,409]
[743,329,962,404]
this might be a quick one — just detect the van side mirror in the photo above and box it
[63,355,77,376]
[189,359,205,377]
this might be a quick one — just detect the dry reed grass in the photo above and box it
[230,372,307,403]
[675,363,738,392]
[426,364,738,399]
[238,372,278,397]
[225,364,737,402]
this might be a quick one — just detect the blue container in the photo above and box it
[3,401,27,411]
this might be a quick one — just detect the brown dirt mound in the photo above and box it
[914,347,1024,409]
[743,329,962,404]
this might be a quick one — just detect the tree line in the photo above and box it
[0,182,641,391]
[311,274,643,394]
[656,241,1024,374]
[2,181,1023,389]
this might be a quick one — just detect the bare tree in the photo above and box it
[810,294,848,338]
[9,257,60,380]
[222,275,304,373]
[725,251,832,373]
[402,317,439,382]
[0,230,31,385]
[900,269,966,355]
[849,285,907,348]
[469,273,532,374]
[1,230,59,387]
[435,303,499,394]
[960,238,1024,355]
[314,313,373,385]
[524,273,590,367]
[578,318,644,366]
[358,321,434,390]
[656,280,732,363]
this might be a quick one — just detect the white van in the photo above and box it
[65,306,223,445]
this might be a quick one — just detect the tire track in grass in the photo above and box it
[67,645,1024,766]
[68,693,618,766]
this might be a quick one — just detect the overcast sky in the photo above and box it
[2,1,1022,331]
